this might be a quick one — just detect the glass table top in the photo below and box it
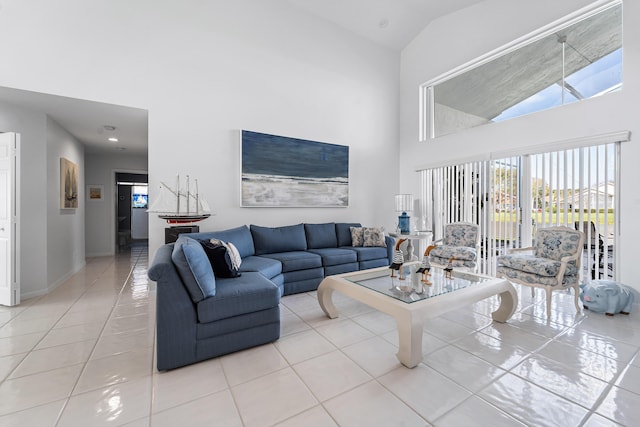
[345,265,489,304]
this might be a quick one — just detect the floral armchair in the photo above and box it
[429,222,480,271]
[497,226,584,318]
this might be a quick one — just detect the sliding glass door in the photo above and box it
[419,141,619,280]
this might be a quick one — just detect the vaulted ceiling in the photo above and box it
[287,0,485,50]
[0,1,487,153]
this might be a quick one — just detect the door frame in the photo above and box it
[0,132,20,306]
[112,168,148,253]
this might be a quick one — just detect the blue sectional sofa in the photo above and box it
[148,222,393,370]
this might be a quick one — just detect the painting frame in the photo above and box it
[60,157,79,209]
[87,184,104,202]
[241,130,349,208]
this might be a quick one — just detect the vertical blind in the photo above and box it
[419,142,619,279]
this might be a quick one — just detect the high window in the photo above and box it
[419,1,622,140]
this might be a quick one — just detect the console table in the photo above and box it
[165,225,200,244]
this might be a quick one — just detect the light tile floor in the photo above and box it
[0,244,639,426]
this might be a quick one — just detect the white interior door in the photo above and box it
[0,132,19,306]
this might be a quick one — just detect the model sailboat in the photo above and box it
[149,175,211,224]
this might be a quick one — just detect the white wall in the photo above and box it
[0,102,85,299]
[46,117,85,290]
[85,152,147,257]
[0,0,401,259]
[0,101,48,297]
[400,0,640,290]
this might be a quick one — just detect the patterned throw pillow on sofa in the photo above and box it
[350,227,364,247]
[363,227,386,247]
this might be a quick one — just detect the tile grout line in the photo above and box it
[0,257,121,422]
[54,250,143,426]
[0,258,114,380]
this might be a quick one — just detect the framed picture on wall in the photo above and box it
[60,157,79,209]
[241,130,349,207]
[87,185,104,201]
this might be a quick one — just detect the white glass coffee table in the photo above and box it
[317,264,517,368]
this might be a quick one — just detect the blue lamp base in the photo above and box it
[398,212,410,234]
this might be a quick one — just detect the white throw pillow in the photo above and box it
[226,242,242,270]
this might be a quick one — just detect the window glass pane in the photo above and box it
[429,3,622,138]
[132,185,148,195]
[565,48,622,98]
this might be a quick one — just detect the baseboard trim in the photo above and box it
[21,260,88,301]
[86,251,115,258]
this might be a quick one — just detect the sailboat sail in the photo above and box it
[149,175,211,224]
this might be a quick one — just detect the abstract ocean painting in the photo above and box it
[241,130,349,207]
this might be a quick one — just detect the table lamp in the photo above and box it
[395,194,413,234]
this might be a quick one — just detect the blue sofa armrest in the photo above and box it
[385,235,394,264]
[148,244,198,371]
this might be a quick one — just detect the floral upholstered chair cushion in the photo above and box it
[429,222,480,269]
[443,223,479,248]
[533,228,582,262]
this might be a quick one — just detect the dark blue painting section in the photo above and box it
[242,130,348,179]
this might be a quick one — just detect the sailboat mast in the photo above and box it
[195,179,200,215]
[186,175,190,215]
[152,173,211,224]
[175,175,180,214]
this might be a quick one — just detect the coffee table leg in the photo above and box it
[317,282,339,319]
[491,284,518,322]
[395,311,423,368]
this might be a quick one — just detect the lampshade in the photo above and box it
[395,194,413,213]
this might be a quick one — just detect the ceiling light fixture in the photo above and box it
[108,137,119,142]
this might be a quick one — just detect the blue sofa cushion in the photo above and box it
[282,267,324,282]
[304,223,337,249]
[199,240,241,278]
[307,248,357,266]
[359,258,389,270]
[239,255,282,279]
[185,225,256,258]
[196,272,280,323]
[347,246,389,262]
[336,222,361,246]
[196,307,280,340]
[260,251,322,272]
[325,262,359,276]
[251,224,307,255]
[172,236,216,302]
